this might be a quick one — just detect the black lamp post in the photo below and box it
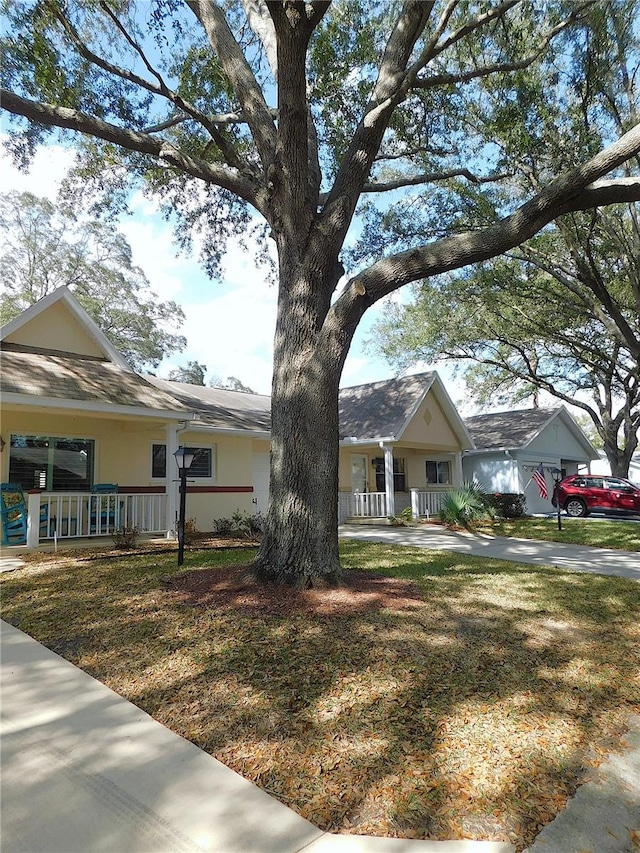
[551,468,563,531]
[174,446,195,566]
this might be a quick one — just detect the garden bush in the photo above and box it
[212,509,264,539]
[112,526,140,549]
[483,493,527,519]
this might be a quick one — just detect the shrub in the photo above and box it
[184,517,200,545]
[484,492,527,519]
[388,507,414,526]
[439,483,490,529]
[112,526,140,549]
[212,509,264,539]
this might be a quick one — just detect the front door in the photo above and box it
[251,453,270,515]
[351,454,368,493]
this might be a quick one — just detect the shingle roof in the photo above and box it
[338,373,436,440]
[1,344,190,413]
[150,373,439,439]
[146,376,272,432]
[464,408,559,450]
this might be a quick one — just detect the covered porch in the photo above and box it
[338,440,462,524]
[1,480,172,549]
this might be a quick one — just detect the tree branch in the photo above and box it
[0,89,265,211]
[42,0,252,175]
[324,125,640,358]
[186,0,277,168]
[415,2,594,89]
[353,133,640,301]
[320,3,434,249]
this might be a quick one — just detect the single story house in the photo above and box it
[462,407,600,515]
[1,287,474,547]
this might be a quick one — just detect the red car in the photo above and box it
[552,474,640,518]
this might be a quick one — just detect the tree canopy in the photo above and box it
[0,190,187,371]
[370,203,640,476]
[168,360,207,385]
[2,1,640,584]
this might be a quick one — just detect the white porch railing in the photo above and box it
[352,491,388,518]
[28,491,167,544]
[411,489,451,519]
[347,489,453,521]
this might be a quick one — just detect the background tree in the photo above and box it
[2,1,640,585]
[168,360,207,385]
[370,204,639,477]
[209,375,256,393]
[0,191,187,371]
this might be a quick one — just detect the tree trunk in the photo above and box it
[601,417,638,479]
[603,441,636,479]
[252,253,345,587]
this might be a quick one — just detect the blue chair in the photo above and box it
[0,484,49,544]
[90,484,121,533]
[1,484,27,545]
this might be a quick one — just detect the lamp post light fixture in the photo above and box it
[174,446,195,566]
[551,467,563,532]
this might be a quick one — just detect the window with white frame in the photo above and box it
[9,435,94,491]
[152,443,215,479]
[372,457,407,492]
[425,460,451,485]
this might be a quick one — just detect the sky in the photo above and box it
[0,139,448,400]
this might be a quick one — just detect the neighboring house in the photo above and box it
[462,407,600,515]
[337,373,475,522]
[0,287,474,546]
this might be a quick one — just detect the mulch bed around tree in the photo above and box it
[166,564,427,617]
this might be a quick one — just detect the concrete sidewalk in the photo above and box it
[339,524,640,580]
[1,620,513,853]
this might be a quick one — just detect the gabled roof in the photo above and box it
[0,286,131,370]
[147,377,271,433]
[338,372,474,447]
[465,406,599,457]
[1,343,191,417]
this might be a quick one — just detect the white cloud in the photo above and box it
[0,141,76,198]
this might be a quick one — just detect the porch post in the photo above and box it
[410,487,420,522]
[381,442,395,519]
[166,424,180,540]
[26,490,41,547]
[453,452,463,486]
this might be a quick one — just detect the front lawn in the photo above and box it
[2,541,639,851]
[476,516,640,551]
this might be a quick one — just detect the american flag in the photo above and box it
[533,463,549,499]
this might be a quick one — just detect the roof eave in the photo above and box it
[1,391,193,421]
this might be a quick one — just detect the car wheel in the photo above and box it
[565,498,588,518]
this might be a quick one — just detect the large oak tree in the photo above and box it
[2,1,640,585]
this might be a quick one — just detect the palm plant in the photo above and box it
[438,483,490,530]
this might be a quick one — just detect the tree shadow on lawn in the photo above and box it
[2,545,639,850]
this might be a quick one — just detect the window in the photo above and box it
[393,458,406,492]
[372,457,406,492]
[152,444,166,478]
[152,444,214,479]
[9,435,94,491]
[425,460,451,485]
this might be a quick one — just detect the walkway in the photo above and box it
[339,524,640,580]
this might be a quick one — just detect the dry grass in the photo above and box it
[2,539,639,851]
